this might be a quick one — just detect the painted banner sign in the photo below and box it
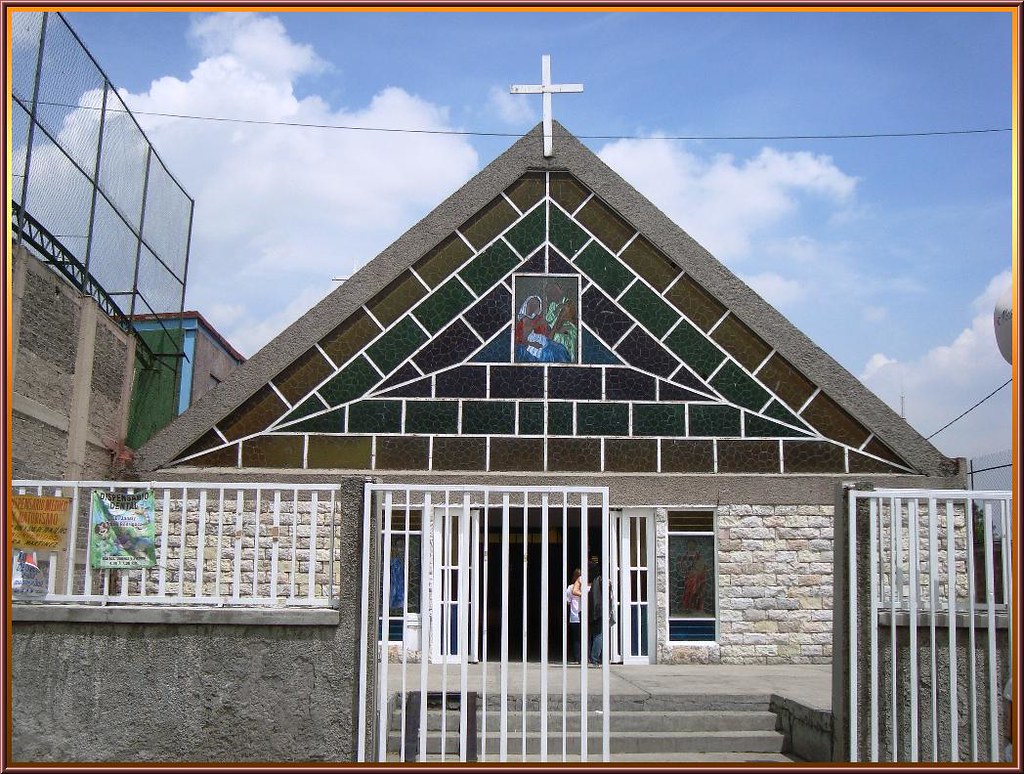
[10,494,72,551]
[89,490,157,569]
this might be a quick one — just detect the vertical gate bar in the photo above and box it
[440,492,450,762]
[357,484,373,762]
[195,490,208,599]
[270,491,281,602]
[471,502,481,664]
[946,499,959,761]
[309,492,319,601]
[400,498,411,763]
[1000,497,1013,763]
[159,488,172,597]
[175,488,187,600]
[419,493,432,763]
[459,493,470,762]
[561,493,568,762]
[889,495,899,761]
[601,490,610,761]
[849,490,860,761]
[909,498,919,761]
[521,492,528,760]
[215,489,225,599]
[966,497,979,761]
[500,492,510,762]
[289,489,298,601]
[377,491,394,762]
[480,494,490,762]
[580,492,589,761]
[65,484,81,597]
[928,498,939,760]
[869,495,879,761]
[252,489,261,600]
[983,501,999,760]
[540,492,550,762]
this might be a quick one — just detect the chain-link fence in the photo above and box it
[10,11,192,324]
[968,449,1012,491]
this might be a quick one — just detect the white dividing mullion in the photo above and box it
[798,388,821,415]
[778,439,784,473]
[455,230,474,252]
[363,306,385,333]
[615,230,640,258]
[195,490,208,599]
[706,356,731,383]
[712,439,719,474]
[454,272,477,299]
[751,350,774,377]
[616,275,638,302]
[409,266,430,291]
[315,342,338,370]
[267,380,291,409]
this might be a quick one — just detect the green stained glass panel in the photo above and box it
[621,282,679,338]
[319,310,381,369]
[505,205,546,258]
[574,242,633,298]
[711,361,770,411]
[744,413,811,438]
[620,236,679,291]
[665,275,726,331]
[549,205,589,258]
[549,171,589,213]
[405,401,458,434]
[460,195,518,250]
[490,438,544,472]
[367,272,427,328]
[689,404,741,437]
[375,436,430,470]
[348,400,402,433]
[575,197,634,253]
[711,315,771,372]
[576,402,628,436]
[519,402,544,435]
[413,278,474,334]
[757,354,816,412]
[663,318,726,379]
[605,439,657,472]
[307,436,372,469]
[433,437,486,471]
[242,435,303,468]
[762,400,811,431]
[547,402,574,435]
[218,385,288,442]
[505,171,546,211]
[415,235,473,288]
[288,407,346,434]
[633,403,686,437]
[547,438,601,471]
[462,401,516,435]
[366,317,427,375]
[320,356,381,406]
[459,240,520,295]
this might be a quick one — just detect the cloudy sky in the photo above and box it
[34,9,1017,460]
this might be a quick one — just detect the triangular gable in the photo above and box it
[137,123,957,478]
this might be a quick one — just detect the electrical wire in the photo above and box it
[925,379,1012,440]
[29,99,1011,142]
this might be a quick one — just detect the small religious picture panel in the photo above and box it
[513,274,580,364]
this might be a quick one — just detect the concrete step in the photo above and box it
[387,729,785,756]
[391,709,779,733]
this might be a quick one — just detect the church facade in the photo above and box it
[136,122,964,666]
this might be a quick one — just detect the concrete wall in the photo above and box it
[9,475,370,765]
[10,244,135,480]
[191,324,244,405]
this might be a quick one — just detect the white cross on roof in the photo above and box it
[510,55,583,158]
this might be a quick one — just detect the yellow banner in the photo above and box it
[10,495,72,551]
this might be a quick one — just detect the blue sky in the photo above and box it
[41,8,1017,460]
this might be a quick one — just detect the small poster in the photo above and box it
[89,490,157,569]
[11,550,46,598]
[10,494,72,551]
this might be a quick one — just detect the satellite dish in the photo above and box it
[993,283,1012,364]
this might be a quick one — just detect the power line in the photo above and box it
[30,99,1011,142]
[926,379,1012,440]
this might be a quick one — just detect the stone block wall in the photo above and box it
[656,504,835,665]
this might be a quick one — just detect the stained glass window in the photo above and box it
[668,511,716,642]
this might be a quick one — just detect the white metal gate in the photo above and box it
[848,488,1014,762]
[357,484,613,762]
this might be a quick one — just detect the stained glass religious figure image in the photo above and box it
[668,535,716,618]
[513,275,579,363]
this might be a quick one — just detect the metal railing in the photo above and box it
[11,481,343,608]
[849,488,1014,762]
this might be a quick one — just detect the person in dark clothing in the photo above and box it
[586,558,604,665]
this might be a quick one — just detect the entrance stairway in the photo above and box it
[385,692,795,762]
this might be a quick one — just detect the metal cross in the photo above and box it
[510,55,583,157]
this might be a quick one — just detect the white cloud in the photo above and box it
[862,305,888,323]
[740,271,806,308]
[859,270,1012,460]
[597,137,857,260]
[487,85,536,125]
[114,13,479,356]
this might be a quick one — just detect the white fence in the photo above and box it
[849,489,1014,762]
[10,481,343,607]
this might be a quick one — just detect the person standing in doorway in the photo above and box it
[565,568,582,664]
[587,558,603,666]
